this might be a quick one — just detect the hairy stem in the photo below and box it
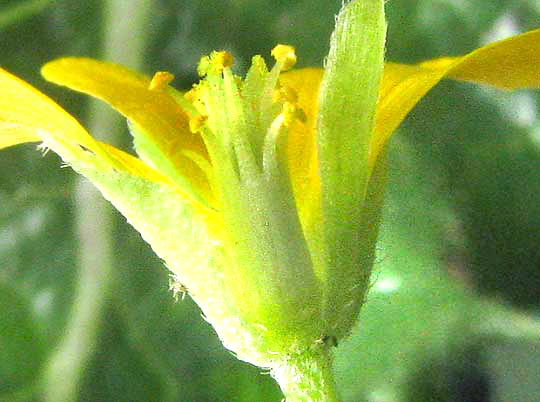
[272,350,341,402]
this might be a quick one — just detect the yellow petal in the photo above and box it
[372,29,540,168]
[278,68,323,226]
[0,126,40,150]
[0,66,109,159]
[422,29,540,90]
[41,58,213,205]
[0,66,183,190]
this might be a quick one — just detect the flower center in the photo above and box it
[166,46,322,346]
[182,45,305,184]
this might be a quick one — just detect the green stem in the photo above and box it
[42,1,154,401]
[272,350,341,402]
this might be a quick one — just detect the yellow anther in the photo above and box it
[148,71,175,91]
[271,44,297,71]
[198,51,234,77]
[197,56,211,77]
[189,114,207,133]
[212,51,234,69]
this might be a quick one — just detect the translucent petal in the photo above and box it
[372,29,540,167]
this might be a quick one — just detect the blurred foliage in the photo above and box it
[1,0,540,401]
[0,0,52,30]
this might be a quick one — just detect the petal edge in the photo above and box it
[372,29,540,167]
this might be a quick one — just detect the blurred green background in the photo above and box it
[1,0,540,401]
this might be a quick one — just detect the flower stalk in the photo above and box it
[272,349,340,402]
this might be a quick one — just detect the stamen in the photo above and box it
[148,71,175,91]
[213,51,234,70]
[198,51,234,77]
[197,56,211,77]
[185,83,210,116]
[271,44,297,71]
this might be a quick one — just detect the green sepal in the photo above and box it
[317,0,387,339]
[67,161,285,366]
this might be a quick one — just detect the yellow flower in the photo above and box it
[2,1,540,398]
